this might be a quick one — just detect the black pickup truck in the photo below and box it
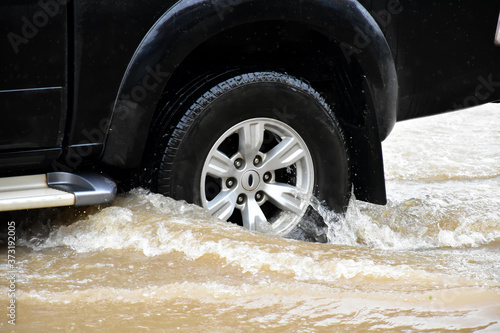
[1,0,499,239]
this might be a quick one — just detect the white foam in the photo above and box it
[322,185,500,250]
[23,190,445,285]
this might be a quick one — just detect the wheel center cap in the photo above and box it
[241,170,260,191]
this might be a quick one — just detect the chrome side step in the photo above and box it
[0,172,116,212]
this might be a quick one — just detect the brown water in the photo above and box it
[1,104,499,332]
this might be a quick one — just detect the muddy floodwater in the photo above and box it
[1,104,499,332]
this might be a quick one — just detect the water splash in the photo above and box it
[316,181,500,250]
[3,105,499,332]
[319,105,500,250]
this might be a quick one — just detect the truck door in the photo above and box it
[0,1,67,171]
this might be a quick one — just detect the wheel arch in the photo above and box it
[102,0,397,204]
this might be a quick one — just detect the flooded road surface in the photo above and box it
[1,104,499,332]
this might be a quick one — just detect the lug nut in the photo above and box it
[253,156,262,166]
[234,159,244,169]
[226,178,236,188]
[237,194,246,204]
[255,191,264,201]
[263,172,272,182]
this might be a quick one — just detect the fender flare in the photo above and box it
[102,0,397,203]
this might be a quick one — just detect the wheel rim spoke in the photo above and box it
[241,198,268,231]
[238,121,265,162]
[262,182,304,215]
[261,137,305,172]
[205,150,234,178]
[206,189,238,221]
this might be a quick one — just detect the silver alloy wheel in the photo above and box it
[200,118,314,235]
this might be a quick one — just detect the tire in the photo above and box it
[155,72,350,241]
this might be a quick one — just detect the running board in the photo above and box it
[0,172,116,212]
